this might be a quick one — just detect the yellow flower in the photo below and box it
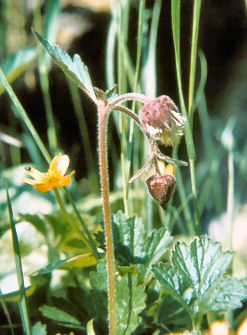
[207,320,230,335]
[23,153,75,192]
[237,317,247,335]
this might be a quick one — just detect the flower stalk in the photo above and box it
[97,100,117,335]
[95,92,187,334]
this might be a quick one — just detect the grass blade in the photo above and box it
[5,183,32,335]
[171,0,195,160]
[33,0,60,154]
[0,288,15,335]
[171,1,200,235]
[0,48,37,95]
[0,66,51,163]
[188,0,202,118]
[66,77,99,194]
[126,0,146,213]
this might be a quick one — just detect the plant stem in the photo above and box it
[109,92,151,107]
[189,159,201,235]
[171,1,201,235]
[117,0,130,216]
[66,77,99,194]
[54,187,99,260]
[227,149,234,251]
[33,0,58,154]
[188,0,202,117]
[98,101,116,335]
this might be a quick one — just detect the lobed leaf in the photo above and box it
[32,30,96,102]
[89,260,146,334]
[89,260,108,322]
[116,275,146,335]
[153,236,247,323]
[31,321,47,335]
[112,211,172,278]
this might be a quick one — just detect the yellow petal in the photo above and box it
[57,155,70,175]
[48,153,63,174]
[237,317,247,335]
[57,172,75,187]
[25,167,47,181]
[35,183,53,192]
[209,321,229,335]
[164,163,176,175]
[23,177,39,185]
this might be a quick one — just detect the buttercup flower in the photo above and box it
[139,95,185,146]
[23,153,75,192]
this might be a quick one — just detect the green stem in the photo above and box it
[227,149,234,251]
[125,0,146,217]
[171,1,201,235]
[39,65,58,154]
[53,187,72,225]
[189,159,201,235]
[117,0,130,216]
[188,0,202,117]
[6,185,32,335]
[63,188,99,261]
[53,187,99,261]
[33,0,58,154]
[193,312,203,332]
[98,101,116,335]
[225,148,234,329]
[66,77,99,194]
[0,67,51,163]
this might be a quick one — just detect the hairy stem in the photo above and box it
[98,101,116,335]
[108,92,151,108]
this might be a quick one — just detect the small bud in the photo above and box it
[146,174,176,209]
[139,95,185,146]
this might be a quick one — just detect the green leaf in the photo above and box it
[157,294,191,330]
[153,236,247,325]
[87,318,96,335]
[90,260,146,335]
[116,274,146,335]
[112,211,145,265]
[32,321,47,335]
[32,30,96,102]
[200,277,247,313]
[32,253,97,276]
[112,211,172,277]
[39,305,82,329]
[0,48,37,95]
[141,226,172,276]
[89,260,108,322]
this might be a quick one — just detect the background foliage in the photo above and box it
[0,1,247,334]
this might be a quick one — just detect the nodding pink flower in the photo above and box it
[139,95,185,146]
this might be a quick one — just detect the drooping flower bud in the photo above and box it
[139,95,185,146]
[146,174,176,209]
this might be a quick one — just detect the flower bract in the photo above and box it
[23,153,75,192]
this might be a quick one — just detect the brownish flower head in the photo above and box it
[139,95,185,146]
[146,173,176,209]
